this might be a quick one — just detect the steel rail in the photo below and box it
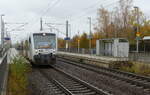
[39,70,73,95]
[52,66,111,95]
[57,57,150,91]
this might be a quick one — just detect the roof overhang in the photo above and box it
[143,36,150,40]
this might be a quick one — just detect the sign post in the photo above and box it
[136,32,141,52]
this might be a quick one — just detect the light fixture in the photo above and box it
[43,33,46,36]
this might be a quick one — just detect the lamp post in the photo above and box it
[88,17,92,54]
[1,14,5,53]
[77,31,80,53]
[134,6,140,53]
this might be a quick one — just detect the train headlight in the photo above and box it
[35,50,38,54]
[43,33,46,36]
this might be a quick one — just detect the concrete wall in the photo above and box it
[96,40,99,55]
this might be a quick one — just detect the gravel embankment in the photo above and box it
[54,61,150,95]
[28,68,64,95]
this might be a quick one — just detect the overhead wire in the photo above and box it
[27,0,137,37]
[27,0,62,31]
[29,0,118,32]
[68,0,111,18]
[23,0,56,29]
[70,0,120,22]
[41,0,62,16]
[69,0,120,37]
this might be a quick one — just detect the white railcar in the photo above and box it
[27,32,57,65]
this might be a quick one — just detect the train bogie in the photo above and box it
[34,53,56,65]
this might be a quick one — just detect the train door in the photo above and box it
[28,37,32,60]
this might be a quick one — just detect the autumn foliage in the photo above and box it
[58,0,150,49]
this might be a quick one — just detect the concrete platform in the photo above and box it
[0,48,18,95]
[58,52,128,63]
[0,58,3,64]
[7,48,19,64]
[0,50,8,95]
[0,51,7,65]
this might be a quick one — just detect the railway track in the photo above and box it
[57,57,150,92]
[38,70,72,95]
[39,67,110,95]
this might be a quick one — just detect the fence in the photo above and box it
[58,48,150,63]
[129,52,150,63]
[58,48,96,55]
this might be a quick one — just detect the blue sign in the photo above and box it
[88,35,93,39]
[64,37,70,40]
[4,37,11,40]
[136,37,141,40]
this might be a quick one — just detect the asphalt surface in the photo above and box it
[0,48,18,94]
[0,55,7,93]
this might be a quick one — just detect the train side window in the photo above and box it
[29,37,31,43]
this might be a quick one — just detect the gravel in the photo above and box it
[27,68,64,95]
[54,60,150,95]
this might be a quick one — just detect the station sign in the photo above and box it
[88,35,93,39]
[4,37,11,40]
[136,32,140,37]
[64,37,70,40]
[136,32,141,40]
[136,36,141,40]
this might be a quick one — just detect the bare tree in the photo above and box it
[119,0,133,37]
[97,6,110,38]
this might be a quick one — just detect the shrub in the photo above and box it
[112,61,150,76]
[7,56,31,95]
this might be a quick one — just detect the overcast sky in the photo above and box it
[0,0,150,44]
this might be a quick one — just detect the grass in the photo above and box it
[7,56,31,95]
[111,61,150,76]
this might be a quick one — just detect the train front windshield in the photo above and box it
[33,33,56,49]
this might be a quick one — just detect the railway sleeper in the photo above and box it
[71,89,92,93]
[68,87,88,90]
[53,67,111,95]
[59,58,150,90]
[58,56,150,82]
[66,85,85,88]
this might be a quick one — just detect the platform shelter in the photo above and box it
[96,38,129,57]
